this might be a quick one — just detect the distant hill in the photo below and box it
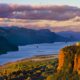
[0,27,69,46]
[0,36,18,54]
[57,31,80,41]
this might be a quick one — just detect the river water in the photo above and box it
[0,42,76,65]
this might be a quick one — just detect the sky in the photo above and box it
[0,0,80,8]
[0,0,80,32]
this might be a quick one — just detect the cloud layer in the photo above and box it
[0,16,80,32]
[0,4,80,32]
[0,4,80,20]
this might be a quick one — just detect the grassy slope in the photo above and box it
[0,55,58,80]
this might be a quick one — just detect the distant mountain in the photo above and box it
[0,27,69,46]
[0,36,18,54]
[57,31,80,41]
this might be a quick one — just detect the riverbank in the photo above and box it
[1,54,58,66]
[0,54,58,80]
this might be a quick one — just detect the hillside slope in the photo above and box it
[0,36,18,54]
[0,27,69,46]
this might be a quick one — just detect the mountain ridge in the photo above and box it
[57,31,80,41]
[0,27,70,46]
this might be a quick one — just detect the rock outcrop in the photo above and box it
[57,44,80,74]
[57,50,65,71]
[74,54,80,74]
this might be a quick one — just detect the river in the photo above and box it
[0,42,76,65]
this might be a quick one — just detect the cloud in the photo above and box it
[0,4,80,20]
[0,16,80,32]
[0,4,80,32]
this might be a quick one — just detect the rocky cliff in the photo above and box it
[57,44,80,74]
